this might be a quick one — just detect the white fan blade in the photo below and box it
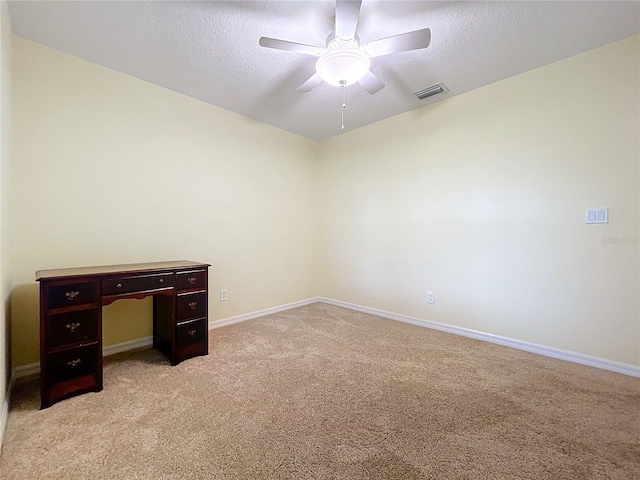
[358,71,385,95]
[259,37,323,56]
[297,73,323,92]
[335,0,362,41]
[362,28,431,57]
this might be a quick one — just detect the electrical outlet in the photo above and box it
[220,289,228,302]
[586,207,608,224]
[426,291,434,304]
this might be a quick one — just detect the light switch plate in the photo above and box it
[586,208,608,224]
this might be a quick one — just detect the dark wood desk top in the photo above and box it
[36,260,210,281]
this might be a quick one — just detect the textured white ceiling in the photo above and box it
[8,1,640,141]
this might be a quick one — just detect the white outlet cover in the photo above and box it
[586,208,608,224]
[426,291,435,304]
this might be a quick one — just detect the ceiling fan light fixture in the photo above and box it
[315,48,370,86]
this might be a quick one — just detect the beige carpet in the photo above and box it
[1,303,639,479]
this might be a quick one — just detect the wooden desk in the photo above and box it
[37,260,210,409]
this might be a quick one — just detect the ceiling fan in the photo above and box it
[258,0,431,95]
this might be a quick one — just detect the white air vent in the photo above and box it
[414,82,448,100]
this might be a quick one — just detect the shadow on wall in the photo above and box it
[11,283,39,367]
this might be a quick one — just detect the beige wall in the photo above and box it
[0,1,13,420]
[9,33,640,370]
[11,37,320,366]
[318,35,640,366]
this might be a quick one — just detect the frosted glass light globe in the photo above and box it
[315,48,370,86]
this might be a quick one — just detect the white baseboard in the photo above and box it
[319,297,640,378]
[14,296,636,380]
[209,297,320,329]
[12,362,39,379]
[0,374,13,454]
[103,336,153,356]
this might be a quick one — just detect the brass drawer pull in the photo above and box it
[188,329,196,337]
[159,278,164,284]
[188,301,197,310]
[67,358,82,368]
[65,322,81,332]
[187,277,196,285]
[116,283,122,289]
[65,291,80,300]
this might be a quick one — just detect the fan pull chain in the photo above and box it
[340,80,346,130]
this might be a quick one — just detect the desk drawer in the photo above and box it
[46,342,99,384]
[176,270,207,291]
[102,272,174,296]
[176,318,208,361]
[176,291,207,321]
[48,282,98,309]
[47,309,98,348]
[177,318,208,347]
